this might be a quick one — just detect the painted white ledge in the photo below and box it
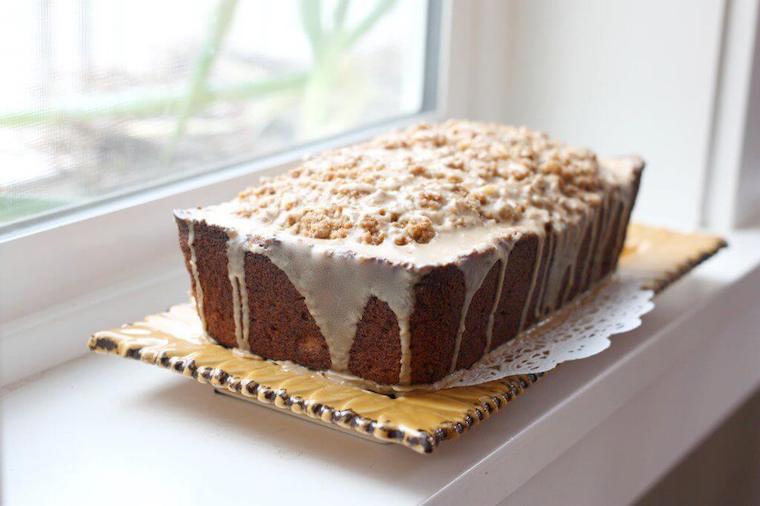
[2,229,759,506]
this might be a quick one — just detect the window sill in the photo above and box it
[0,113,437,386]
[3,229,760,505]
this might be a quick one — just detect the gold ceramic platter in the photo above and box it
[88,225,725,454]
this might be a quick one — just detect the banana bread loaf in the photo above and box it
[175,120,643,386]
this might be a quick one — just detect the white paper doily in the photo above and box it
[431,277,654,389]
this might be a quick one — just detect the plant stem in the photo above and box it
[343,0,396,50]
[169,0,239,158]
[300,0,324,60]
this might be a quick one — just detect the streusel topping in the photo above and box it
[232,120,605,246]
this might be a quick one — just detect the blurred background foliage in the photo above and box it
[0,0,423,226]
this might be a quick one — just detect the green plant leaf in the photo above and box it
[343,0,397,50]
[168,0,240,160]
[300,0,325,59]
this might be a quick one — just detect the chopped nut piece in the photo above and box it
[498,202,522,222]
[403,216,435,244]
[417,191,445,209]
[480,184,498,196]
[409,164,429,177]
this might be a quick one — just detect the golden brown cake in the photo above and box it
[175,120,644,386]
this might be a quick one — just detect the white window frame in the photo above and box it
[0,0,451,386]
[446,0,760,234]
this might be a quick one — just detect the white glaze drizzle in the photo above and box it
[187,222,206,329]
[226,232,250,351]
[562,216,587,305]
[484,245,511,352]
[245,236,420,382]
[605,157,641,260]
[590,193,612,282]
[449,246,508,373]
[541,222,567,314]
[396,290,417,384]
[518,231,545,332]
[613,184,636,256]
[605,194,624,273]
[531,229,552,321]
[579,208,601,286]
[543,217,585,311]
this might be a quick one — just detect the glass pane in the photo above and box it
[0,0,431,228]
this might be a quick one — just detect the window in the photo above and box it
[3,0,759,392]
[0,0,435,230]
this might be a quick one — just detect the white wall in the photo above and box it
[448,0,731,230]
[737,4,760,227]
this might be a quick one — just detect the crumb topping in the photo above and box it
[232,120,606,246]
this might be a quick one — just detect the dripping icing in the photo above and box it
[613,184,637,256]
[519,230,545,332]
[579,207,601,286]
[592,192,618,281]
[485,247,510,351]
[449,248,504,373]
[542,216,586,312]
[187,222,206,330]
[531,229,552,321]
[247,236,420,383]
[560,215,587,305]
[227,232,250,351]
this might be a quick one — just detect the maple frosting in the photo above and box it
[176,120,642,385]
[231,120,606,247]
